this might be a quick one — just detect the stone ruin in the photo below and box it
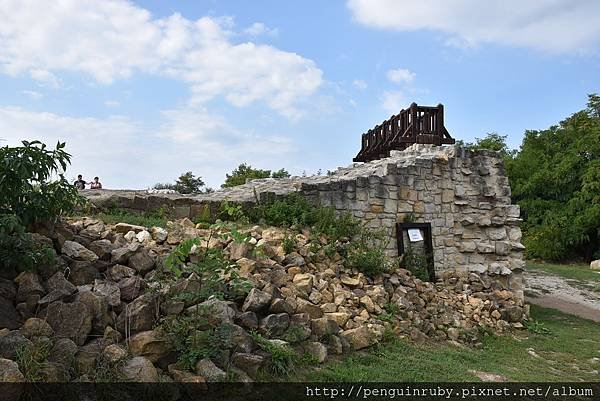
[84,144,526,301]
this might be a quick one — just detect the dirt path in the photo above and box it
[524,269,600,322]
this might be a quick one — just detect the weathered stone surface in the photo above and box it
[62,241,99,262]
[0,297,21,330]
[259,313,290,336]
[235,311,259,330]
[128,330,171,363]
[241,288,272,312]
[75,338,113,375]
[116,294,158,335]
[339,326,379,350]
[0,358,25,396]
[115,223,147,234]
[118,276,145,301]
[88,239,114,260]
[102,344,127,364]
[75,290,112,334]
[15,272,45,303]
[46,301,92,345]
[232,352,264,377]
[590,260,600,270]
[195,358,226,382]
[106,264,135,281]
[128,248,155,273]
[19,318,53,338]
[93,279,121,307]
[48,338,78,368]
[121,356,159,382]
[110,242,140,264]
[304,341,327,363]
[150,227,168,243]
[0,331,31,359]
[311,318,340,338]
[185,299,235,326]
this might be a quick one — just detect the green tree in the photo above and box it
[174,171,205,194]
[507,94,600,261]
[271,168,291,179]
[465,132,516,159]
[221,163,272,188]
[0,140,83,226]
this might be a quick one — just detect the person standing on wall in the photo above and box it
[90,176,103,189]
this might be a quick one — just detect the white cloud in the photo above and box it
[244,22,278,37]
[21,90,43,100]
[386,68,415,84]
[381,90,407,114]
[352,79,367,90]
[104,100,120,108]
[347,0,600,54]
[0,106,294,188]
[29,69,60,88]
[0,1,322,118]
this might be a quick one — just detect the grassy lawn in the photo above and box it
[291,305,600,382]
[527,261,600,283]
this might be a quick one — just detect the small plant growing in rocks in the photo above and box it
[16,340,51,382]
[250,331,298,376]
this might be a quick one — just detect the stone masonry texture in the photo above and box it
[83,144,525,298]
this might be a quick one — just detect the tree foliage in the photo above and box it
[504,95,600,261]
[175,171,205,194]
[221,163,290,188]
[463,95,600,261]
[154,171,205,194]
[0,140,84,226]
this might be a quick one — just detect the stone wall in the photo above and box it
[83,144,525,298]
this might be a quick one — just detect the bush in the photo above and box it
[94,207,169,228]
[346,229,390,276]
[400,246,431,281]
[0,214,55,276]
[0,140,84,226]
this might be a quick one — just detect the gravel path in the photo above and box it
[524,269,600,322]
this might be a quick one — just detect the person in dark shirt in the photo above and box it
[73,175,86,190]
[90,176,102,189]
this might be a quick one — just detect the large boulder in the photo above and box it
[590,260,600,270]
[45,301,92,345]
[68,260,98,286]
[88,239,115,261]
[195,358,226,382]
[14,272,45,303]
[118,276,145,302]
[339,326,380,350]
[106,265,135,282]
[74,338,113,375]
[46,272,77,295]
[61,241,99,262]
[116,294,158,334]
[128,249,155,274]
[0,331,31,359]
[0,297,21,330]
[74,290,113,334]
[19,318,53,338]
[128,330,171,363]
[0,358,25,400]
[121,356,159,382]
[93,279,121,307]
[185,299,236,326]
[48,338,78,368]
[259,313,290,337]
[111,242,141,264]
[241,288,272,312]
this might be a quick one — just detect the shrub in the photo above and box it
[164,226,252,303]
[0,214,55,276]
[159,307,233,371]
[249,331,298,376]
[346,229,390,276]
[0,140,84,226]
[401,246,431,281]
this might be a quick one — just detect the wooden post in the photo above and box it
[436,103,444,139]
[410,102,417,139]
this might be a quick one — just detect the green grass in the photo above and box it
[527,261,600,283]
[290,306,600,382]
[84,208,168,228]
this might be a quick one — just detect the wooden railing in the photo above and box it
[353,103,455,162]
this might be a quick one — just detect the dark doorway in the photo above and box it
[396,222,435,281]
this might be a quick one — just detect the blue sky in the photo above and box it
[1,0,599,189]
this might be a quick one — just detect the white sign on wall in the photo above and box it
[407,228,423,242]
